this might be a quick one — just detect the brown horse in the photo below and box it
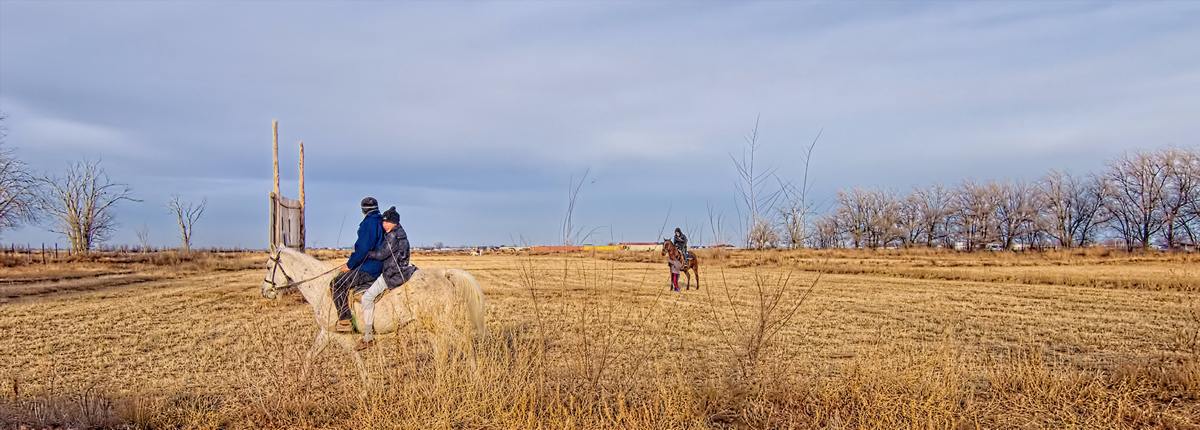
[661,239,700,290]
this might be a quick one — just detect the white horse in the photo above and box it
[260,248,486,381]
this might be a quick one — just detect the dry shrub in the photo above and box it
[0,382,127,428]
[1175,298,1200,356]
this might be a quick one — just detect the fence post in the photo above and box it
[41,243,46,264]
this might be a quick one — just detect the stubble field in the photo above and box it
[1,249,1198,429]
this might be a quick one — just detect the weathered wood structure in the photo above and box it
[269,120,306,252]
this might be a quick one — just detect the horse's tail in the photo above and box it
[446,269,487,339]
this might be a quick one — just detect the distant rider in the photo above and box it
[356,206,419,350]
[673,228,689,264]
[330,197,384,333]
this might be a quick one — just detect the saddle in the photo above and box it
[350,288,393,306]
[341,287,402,334]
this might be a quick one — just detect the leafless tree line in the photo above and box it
[0,115,206,253]
[808,147,1200,251]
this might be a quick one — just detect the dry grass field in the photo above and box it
[1,249,1198,429]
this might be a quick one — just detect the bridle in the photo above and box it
[262,249,339,295]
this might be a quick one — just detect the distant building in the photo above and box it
[529,245,583,253]
[583,245,621,252]
[619,242,660,252]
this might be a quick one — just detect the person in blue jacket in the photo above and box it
[330,196,384,332]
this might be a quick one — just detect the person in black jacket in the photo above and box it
[369,206,418,288]
[673,228,690,264]
[356,206,419,350]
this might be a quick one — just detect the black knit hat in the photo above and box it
[361,196,379,214]
[381,206,399,224]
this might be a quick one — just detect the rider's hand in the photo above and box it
[340,264,351,273]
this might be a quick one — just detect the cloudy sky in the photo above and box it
[1,1,1197,248]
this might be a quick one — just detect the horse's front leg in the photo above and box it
[330,333,371,386]
[302,329,331,379]
[352,350,368,386]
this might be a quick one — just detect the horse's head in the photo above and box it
[661,238,673,255]
[260,250,292,300]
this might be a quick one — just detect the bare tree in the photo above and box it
[913,184,953,248]
[38,159,138,253]
[835,188,898,248]
[950,180,1002,251]
[731,117,783,249]
[1160,147,1200,249]
[836,188,870,248]
[870,190,901,248]
[894,190,925,248]
[0,136,40,235]
[1178,148,1200,246]
[994,181,1040,250]
[810,212,843,249]
[1038,171,1105,248]
[136,223,152,252]
[1102,151,1168,250]
[168,195,207,253]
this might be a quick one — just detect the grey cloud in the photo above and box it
[1,1,1197,247]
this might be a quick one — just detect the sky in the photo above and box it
[0,1,1197,249]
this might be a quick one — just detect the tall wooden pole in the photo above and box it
[272,120,280,198]
[270,120,280,252]
[298,141,306,250]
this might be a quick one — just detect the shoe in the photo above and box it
[355,339,375,351]
[335,320,354,333]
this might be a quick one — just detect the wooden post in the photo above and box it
[298,140,306,251]
[269,193,277,253]
[272,120,280,198]
[270,120,280,252]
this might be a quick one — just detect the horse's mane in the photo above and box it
[279,247,329,276]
